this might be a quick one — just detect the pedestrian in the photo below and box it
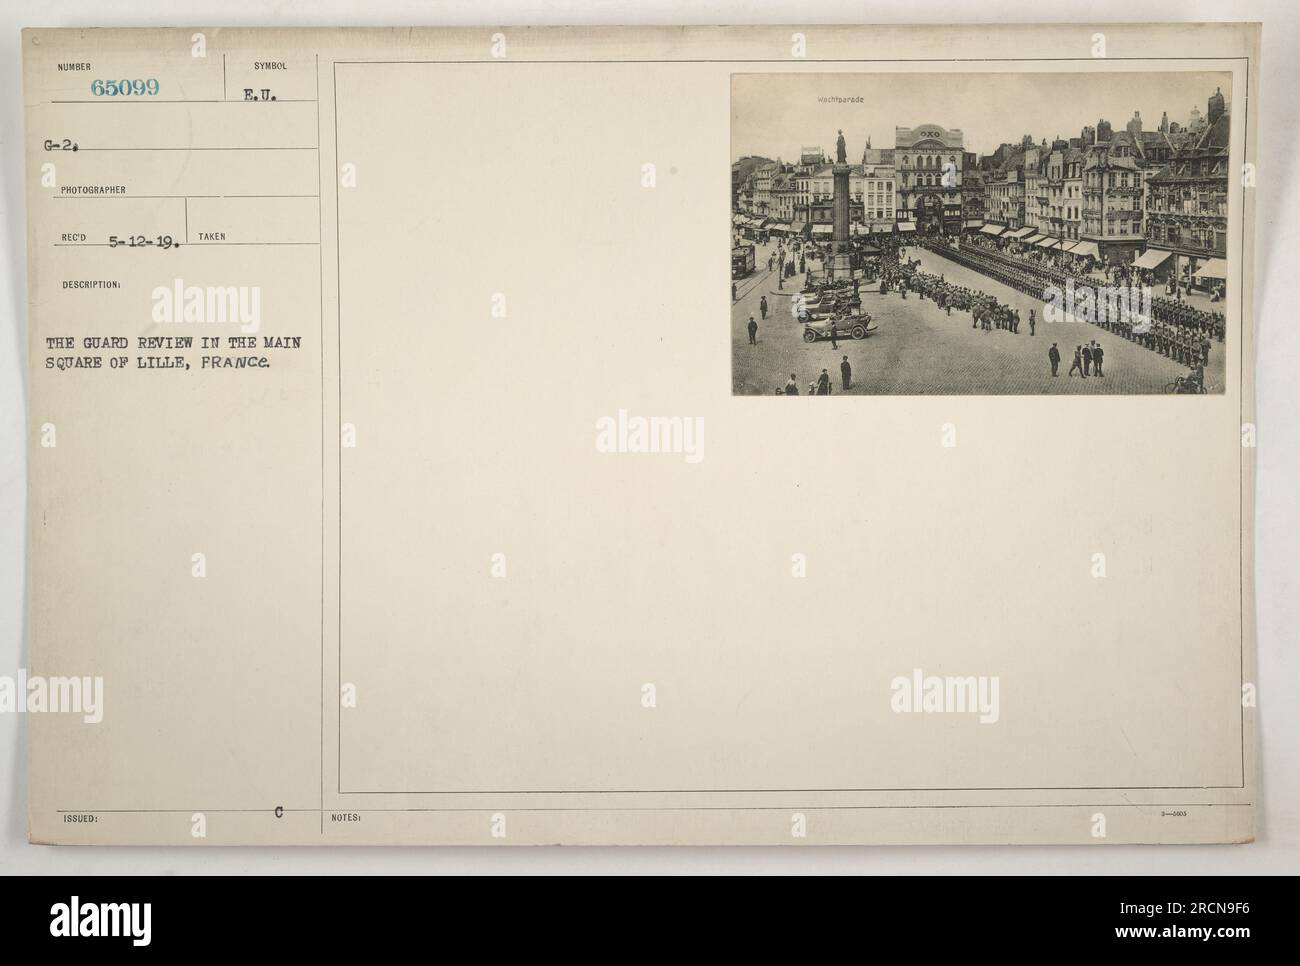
[1068,345,1083,378]
[1093,341,1104,377]
[830,321,839,350]
[1082,343,1093,376]
[759,295,768,320]
[841,355,852,390]
[1048,342,1060,377]
[784,373,799,397]
[1029,308,1036,336]
[747,315,758,345]
[732,281,737,302]
[817,369,831,395]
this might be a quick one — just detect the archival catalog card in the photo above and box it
[22,24,1259,845]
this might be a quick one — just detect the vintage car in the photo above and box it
[801,313,876,342]
[792,286,861,321]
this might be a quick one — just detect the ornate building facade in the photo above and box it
[894,123,964,233]
[1081,145,1145,262]
[1143,87,1230,282]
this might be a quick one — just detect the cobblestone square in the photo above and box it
[732,241,1226,395]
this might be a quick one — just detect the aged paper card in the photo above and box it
[23,24,1258,844]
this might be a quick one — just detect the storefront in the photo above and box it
[1065,240,1101,267]
[1133,247,1174,281]
[1192,257,1229,294]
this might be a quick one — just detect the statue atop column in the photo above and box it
[828,131,853,277]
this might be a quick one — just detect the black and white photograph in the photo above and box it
[731,72,1234,395]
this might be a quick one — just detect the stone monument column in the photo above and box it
[832,162,852,282]
[832,164,851,255]
[828,130,855,280]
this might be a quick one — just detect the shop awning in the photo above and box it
[1024,234,1045,244]
[850,223,869,236]
[963,220,985,229]
[769,222,792,233]
[812,224,834,236]
[897,223,917,232]
[1007,226,1035,238]
[1133,249,1173,270]
[1036,236,1060,248]
[980,224,1005,236]
[1193,257,1230,279]
[1068,241,1101,258]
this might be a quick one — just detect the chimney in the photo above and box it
[1207,86,1225,125]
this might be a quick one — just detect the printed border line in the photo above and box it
[318,51,326,836]
[330,55,1251,800]
[333,58,1247,64]
[59,802,1252,814]
[1239,55,1250,789]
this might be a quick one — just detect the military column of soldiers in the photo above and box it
[928,238,1217,370]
